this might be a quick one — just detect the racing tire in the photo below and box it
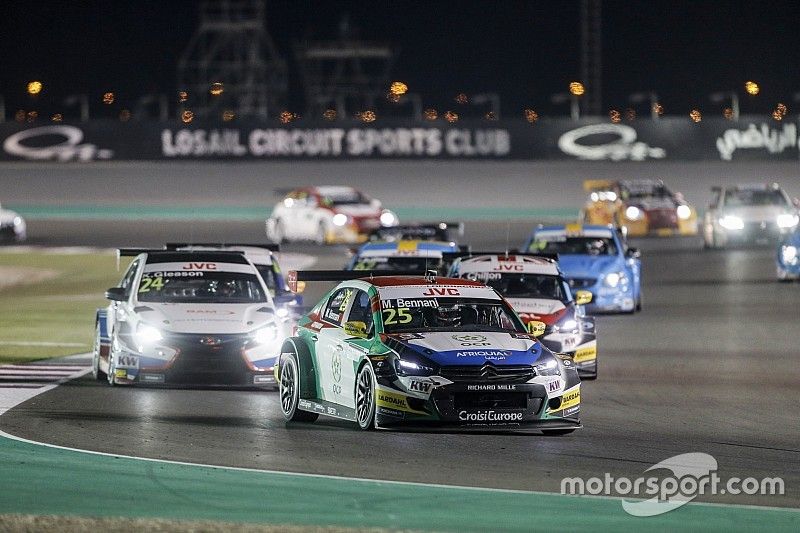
[272,219,287,244]
[91,323,107,381]
[354,363,377,430]
[542,429,576,436]
[279,351,319,423]
[106,348,117,386]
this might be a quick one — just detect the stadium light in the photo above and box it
[710,91,739,120]
[629,91,660,119]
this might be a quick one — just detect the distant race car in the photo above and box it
[368,222,464,243]
[524,224,642,313]
[266,186,399,244]
[164,243,303,318]
[0,202,26,243]
[276,270,582,433]
[703,183,799,249]
[776,230,800,281]
[346,239,463,273]
[581,179,698,237]
[447,252,598,379]
[93,249,288,387]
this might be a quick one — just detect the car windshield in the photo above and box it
[460,272,569,302]
[623,182,671,199]
[321,190,368,206]
[380,296,526,334]
[255,265,279,295]
[724,189,787,207]
[529,236,617,256]
[137,271,266,303]
[352,256,441,271]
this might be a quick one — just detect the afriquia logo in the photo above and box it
[558,124,665,161]
[560,452,784,516]
[3,125,113,161]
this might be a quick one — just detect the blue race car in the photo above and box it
[523,224,642,313]
[776,230,800,281]
[346,239,462,273]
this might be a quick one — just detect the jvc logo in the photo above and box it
[421,287,460,296]
[493,264,524,271]
[409,380,432,393]
[182,263,218,270]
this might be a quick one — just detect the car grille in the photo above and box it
[439,364,535,382]
[742,220,778,236]
[162,333,252,383]
[646,208,679,230]
[453,391,528,410]
[568,277,596,289]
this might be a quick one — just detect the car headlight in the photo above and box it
[332,213,349,227]
[676,205,691,220]
[603,271,625,288]
[552,317,579,334]
[275,307,290,319]
[252,325,278,344]
[135,324,163,346]
[13,216,23,227]
[625,206,643,220]
[394,356,436,376]
[782,245,798,265]
[534,356,560,376]
[380,210,398,226]
[718,215,744,230]
[776,214,799,229]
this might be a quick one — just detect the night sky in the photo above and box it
[2,0,798,118]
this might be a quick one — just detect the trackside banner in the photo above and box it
[1,118,798,162]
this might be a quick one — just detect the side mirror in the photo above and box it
[526,320,546,337]
[105,287,127,301]
[574,290,593,305]
[343,321,368,339]
[625,247,641,259]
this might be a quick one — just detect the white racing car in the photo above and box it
[0,202,26,243]
[93,249,289,386]
[447,252,598,379]
[266,186,399,244]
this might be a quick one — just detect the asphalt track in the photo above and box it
[2,215,799,509]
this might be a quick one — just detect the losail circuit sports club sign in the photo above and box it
[0,118,798,161]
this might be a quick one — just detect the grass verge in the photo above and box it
[0,251,129,364]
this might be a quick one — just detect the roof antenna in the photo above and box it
[504,221,511,258]
[116,249,121,271]
[425,269,437,283]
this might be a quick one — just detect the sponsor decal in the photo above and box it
[464,271,501,281]
[558,124,666,161]
[116,354,138,368]
[466,383,517,391]
[185,309,236,315]
[3,125,113,161]
[547,378,561,393]
[422,287,461,297]
[455,350,510,360]
[493,264,524,271]
[114,369,127,378]
[574,344,597,363]
[451,334,490,346]
[510,332,534,340]
[182,262,217,270]
[376,388,426,414]
[143,271,204,278]
[408,379,432,393]
[527,320,546,336]
[377,406,404,418]
[331,351,342,383]
[716,123,798,161]
[458,410,524,422]
[557,386,581,412]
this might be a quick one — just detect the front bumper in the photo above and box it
[570,281,635,313]
[374,370,581,431]
[715,222,791,246]
[113,332,278,386]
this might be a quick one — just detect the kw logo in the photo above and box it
[409,380,432,393]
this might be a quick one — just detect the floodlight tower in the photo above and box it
[294,15,397,118]
[580,0,602,117]
[177,0,288,119]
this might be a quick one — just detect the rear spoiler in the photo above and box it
[165,242,280,252]
[441,251,559,262]
[116,248,245,269]
[583,179,615,192]
[287,270,430,293]
[369,222,465,242]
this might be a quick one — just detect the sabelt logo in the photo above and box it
[458,410,523,422]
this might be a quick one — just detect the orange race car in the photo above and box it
[580,179,698,237]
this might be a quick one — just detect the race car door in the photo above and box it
[315,286,358,408]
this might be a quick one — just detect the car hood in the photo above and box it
[134,303,275,334]
[721,205,792,222]
[384,331,543,366]
[557,254,622,280]
[506,298,569,325]
[334,204,382,217]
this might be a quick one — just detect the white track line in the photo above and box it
[0,341,87,347]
